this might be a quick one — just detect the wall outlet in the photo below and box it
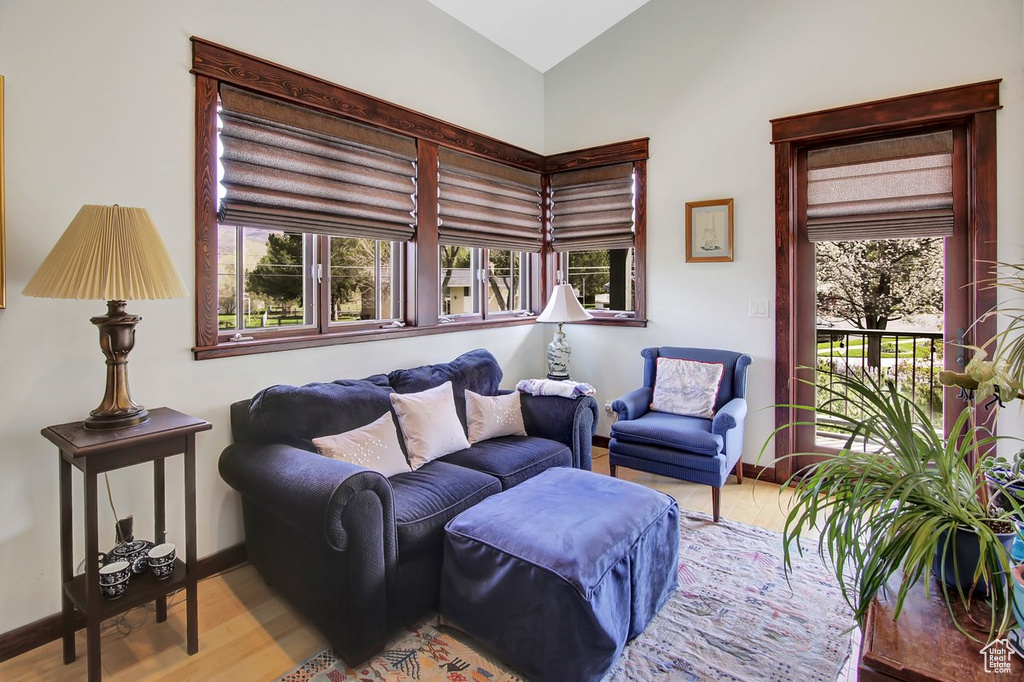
[604,401,614,412]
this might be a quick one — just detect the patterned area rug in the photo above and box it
[276,511,854,682]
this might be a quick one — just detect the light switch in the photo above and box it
[748,300,769,318]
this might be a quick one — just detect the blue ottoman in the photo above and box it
[440,467,679,682]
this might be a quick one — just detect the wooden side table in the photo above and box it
[43,408,211,682]
[859,572,1023,680]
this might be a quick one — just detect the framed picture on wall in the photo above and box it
[685,198,733,263]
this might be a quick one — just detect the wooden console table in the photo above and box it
[859,572,1023,680]
[43,408,211,681]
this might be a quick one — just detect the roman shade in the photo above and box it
[806,131,953,242]
[549,163,635,252]
[437,148,543,252]
[218,85,417,241]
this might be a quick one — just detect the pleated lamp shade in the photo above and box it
[536,283,593,324]
[24,205,188,301]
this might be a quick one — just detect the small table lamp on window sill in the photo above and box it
[536,282,592,380]
[23,205,188,430]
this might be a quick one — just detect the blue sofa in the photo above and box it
[219,349,598,664]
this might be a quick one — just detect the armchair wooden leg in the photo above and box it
[712,486,721,522]
[609,462,618,478]
[735,460,743,485]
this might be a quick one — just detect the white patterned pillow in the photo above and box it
[312,412,412,477]
[651,357,725,419]
[390,381,471,470]
[465,390,527,444]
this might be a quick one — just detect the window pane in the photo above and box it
[487,250,522,313]
[242,228,314,329]
[218,224,239,330]
[440,245,476,316]
[329,237,400,323]
[566,248,634,311]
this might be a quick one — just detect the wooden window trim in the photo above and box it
[192,38,648,359]
[545,148,649,323]
[769,80,1001,482]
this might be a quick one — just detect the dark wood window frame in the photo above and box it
[769,80,1001,482]
[191,38,648,360]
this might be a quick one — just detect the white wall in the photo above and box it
[0,0,545,633]
[545,0,1024,460]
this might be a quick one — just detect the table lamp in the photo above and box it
[23,205,188,429]
[536,282,592,380]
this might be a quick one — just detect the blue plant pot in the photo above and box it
[1013,564,1024,627]
[1013,531,1024,564]
[931,526,1016,597]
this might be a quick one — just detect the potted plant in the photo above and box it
[982,449,1024,564]
[983,450,1024,514]
[769,261,1024,642]
[767,368,1021,642]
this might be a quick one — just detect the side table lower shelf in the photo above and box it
[63,560,188,620]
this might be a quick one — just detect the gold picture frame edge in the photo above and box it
[684,197,734,263]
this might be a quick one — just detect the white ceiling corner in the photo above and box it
[426,0,652,73]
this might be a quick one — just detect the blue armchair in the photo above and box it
[609,347,752,522]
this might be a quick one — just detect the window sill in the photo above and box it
[581,316,647,328]
[193,315,538,360]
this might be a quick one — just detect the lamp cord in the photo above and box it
[104,473,122,543]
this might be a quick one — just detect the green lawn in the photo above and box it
[816,335,939,360]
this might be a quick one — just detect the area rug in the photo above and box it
[275,511,854,682]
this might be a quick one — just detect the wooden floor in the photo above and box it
[0,450,800,681]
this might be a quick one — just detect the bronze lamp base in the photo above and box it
[85,300,149,430]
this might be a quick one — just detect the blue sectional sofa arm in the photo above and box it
[519,393,599,470]
[219,438,398,663]
[219,441,396,553]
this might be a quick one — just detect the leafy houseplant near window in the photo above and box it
[770,263,1024,642]
[770,371,1020,641]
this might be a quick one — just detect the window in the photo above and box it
[487,249,526,313]
[217,226,315,332]
[770,80,1000,482]
[564,248,634,312]
[436,148,540,322]
[549,163,642,320]
[439,246,530,320]
[440,245,477,317]
[192,38,648,358]
[328,236,402,325]
[213,84,415,341]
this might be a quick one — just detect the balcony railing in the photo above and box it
[816,327,945,436]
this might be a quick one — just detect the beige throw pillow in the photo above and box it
[465,390,527,444]
[312,412,412,477]
[651,357,725,419]
[390,381,471,470]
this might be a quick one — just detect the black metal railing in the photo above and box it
[815,327,945,435]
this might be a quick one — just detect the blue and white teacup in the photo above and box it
[100,576,130,600]
[98,560,131,586]
[147,543,176,581]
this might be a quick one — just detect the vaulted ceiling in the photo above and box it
[426,0,652,73]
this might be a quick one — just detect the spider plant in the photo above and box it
[766,369,1021,642]
[986,262,1024,390]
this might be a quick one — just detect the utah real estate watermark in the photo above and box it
[980,638,1017,674]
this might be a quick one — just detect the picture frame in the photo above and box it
[0,75,5,308]
[685,198,733,263]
